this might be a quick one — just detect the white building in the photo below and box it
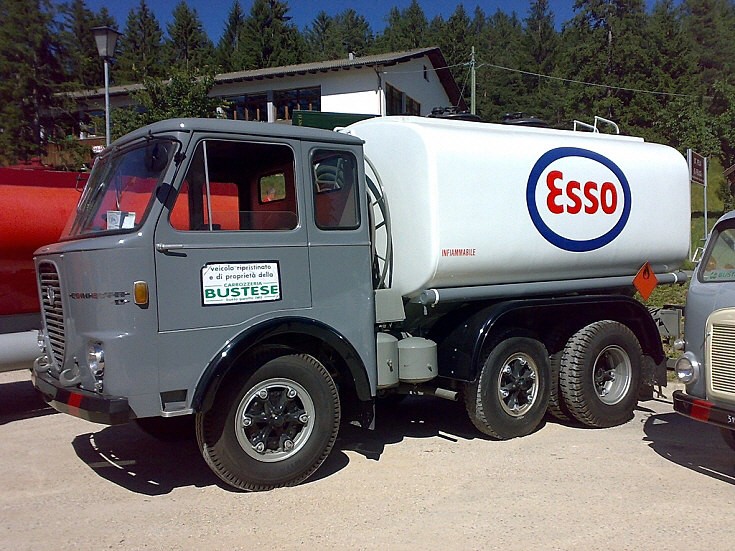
[71,47,465,127]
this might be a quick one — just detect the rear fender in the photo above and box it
[433,295,663,383]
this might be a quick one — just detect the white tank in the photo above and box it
[345,116,690,298]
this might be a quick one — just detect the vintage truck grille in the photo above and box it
[38,261,65,369]
[710,322,735,396]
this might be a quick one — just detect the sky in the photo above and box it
[72,1,667,42]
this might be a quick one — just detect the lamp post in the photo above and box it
[91,26,122,147]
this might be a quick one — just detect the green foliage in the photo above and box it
[237,0,304,69]
[116,0,166,83]
[7,0,735,177]
[0,0,61,164]
[111,69,220,139]
[216,1,246,72]
[378,0,429,52]
[636,281,689,308]
[166,2,215,72]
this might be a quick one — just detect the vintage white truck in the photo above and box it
[674,210,735,450]
[31,116,690,490]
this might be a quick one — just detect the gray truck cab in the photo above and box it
[674,210,735,450]
[32,119,376,489]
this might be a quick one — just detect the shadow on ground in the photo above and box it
[0,377,56,425]
[70,395,499,495]
[643,402,735,485]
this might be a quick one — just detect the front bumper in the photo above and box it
[673,390,735,430]
[32,369,131,425]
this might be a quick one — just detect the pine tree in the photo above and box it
[238,0,304,69]
[116,0,166,83]
[558,0,653,131]
[0,0,62,164]
[479,10,527,121]
[304,11,341,61]
[379,0,429,52]
[519,0,561,123]
[217,0,245,72]
[58,0,99,89]
[682,0,735,92]
[334,9,373,57]
[166,1,215,72]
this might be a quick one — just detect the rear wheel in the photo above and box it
[196,354,340,491]
[547,351,572,421]
[559,321,641,428]
[465,336,550,439]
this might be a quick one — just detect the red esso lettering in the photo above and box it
[546,170,617,215]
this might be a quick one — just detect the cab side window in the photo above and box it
[312,150,360,230]
[170,140,297,231]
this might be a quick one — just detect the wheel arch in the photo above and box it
[191,317,373,424]
[433,294,663,383]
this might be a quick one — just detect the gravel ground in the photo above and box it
[1,369,734,551]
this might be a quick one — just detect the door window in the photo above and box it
[170,140,297,231]
[311,150,360,230]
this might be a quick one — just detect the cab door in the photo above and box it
[153,136,311,335]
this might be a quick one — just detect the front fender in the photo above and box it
[192,316,372,412]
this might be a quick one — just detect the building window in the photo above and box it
[222,93,269,122]
[274,86,321,121]
[385,83,421,116]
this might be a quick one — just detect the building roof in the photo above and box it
[68,47,465,110]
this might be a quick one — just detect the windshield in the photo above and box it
[701,225,735,282]
[62,139,177,238]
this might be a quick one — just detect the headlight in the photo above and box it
[87,342,105,376]
[673,338,686,351]
[674,352,700,384]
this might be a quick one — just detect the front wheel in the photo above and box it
[465,336,550,440]
[196,354,340,491]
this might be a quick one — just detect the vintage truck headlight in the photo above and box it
[87,342,105,376]
[674,352,700,384]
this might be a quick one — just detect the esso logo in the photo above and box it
[526,147,631,252]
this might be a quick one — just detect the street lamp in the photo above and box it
[91,26,122,147]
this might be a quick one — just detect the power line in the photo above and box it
[380,57,703,101]
[477,62,698,99]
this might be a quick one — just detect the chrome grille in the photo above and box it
[38,262,65,368]
[710,322,735,395]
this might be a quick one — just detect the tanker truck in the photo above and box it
[0,167,81,372]
[30,116,690,491]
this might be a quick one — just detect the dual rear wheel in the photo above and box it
[466,321,642,439]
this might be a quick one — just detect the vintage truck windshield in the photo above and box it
[62,139,177,238]
[701,224,735,282]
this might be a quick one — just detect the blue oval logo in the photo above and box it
[526,147,631,252]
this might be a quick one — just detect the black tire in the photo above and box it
[559,321,641,428]
[465,336,550,439]
[195,354,340,491]
[134,416,195,442]
[547,350,573,421]
[720,428,735,452]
